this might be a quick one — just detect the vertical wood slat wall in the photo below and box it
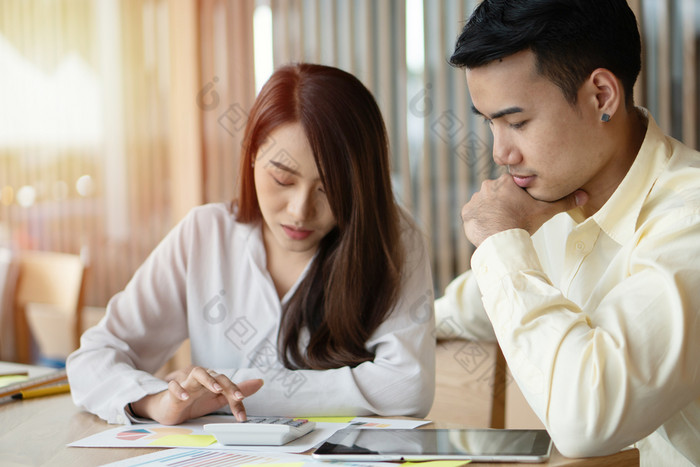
[169,0,204,222]
[681,0,696,149]
[198,0,255,206]
[0,0,699,325]
[634,0,698,146]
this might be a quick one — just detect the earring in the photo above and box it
[251,160,255,168]
[601,113,611,122]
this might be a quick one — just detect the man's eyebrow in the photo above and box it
[471,105,524,120]
[268,159,301,176]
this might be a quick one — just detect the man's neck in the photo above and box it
[581,107,648,218]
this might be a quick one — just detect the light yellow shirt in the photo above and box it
[436,110,700,465]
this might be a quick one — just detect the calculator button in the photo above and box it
[271,418,293,424]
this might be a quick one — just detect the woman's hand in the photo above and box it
[129,366,264,425]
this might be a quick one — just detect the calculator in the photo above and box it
[203,416,316,445]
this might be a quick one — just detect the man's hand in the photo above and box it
[462,173,588,247]
[130,366,264,425]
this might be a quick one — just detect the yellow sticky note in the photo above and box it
[297,416,355,423]
[149,434,217,447]
[402,461,471,466]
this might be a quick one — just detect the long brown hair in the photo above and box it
[237,63,405,370]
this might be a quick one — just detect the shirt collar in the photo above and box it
[569,108,671,244]
[238,217,317,305]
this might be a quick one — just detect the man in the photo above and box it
[435,0,700,465]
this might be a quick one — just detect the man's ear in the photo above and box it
[587,68,622,121]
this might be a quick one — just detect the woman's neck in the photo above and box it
[262,226,315,299]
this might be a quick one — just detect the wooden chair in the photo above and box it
[429,339,505,427]
[13,250,87,364]
[0,248,19,361]
[428,339,543,429]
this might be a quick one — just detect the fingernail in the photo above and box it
[213,383,222,392]
[180,392,189,400]
[234,391,244,400]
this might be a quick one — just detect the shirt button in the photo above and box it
[575,241,585,251]
[480,265,488,274]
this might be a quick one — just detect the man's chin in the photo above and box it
[527,190,567,204]
[522,187,547,202]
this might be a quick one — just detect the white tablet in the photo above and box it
[312,428,552,463]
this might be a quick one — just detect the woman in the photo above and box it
[66,63,435,426]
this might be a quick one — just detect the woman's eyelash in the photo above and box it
[271,172,326,193]
[272,176,291,186]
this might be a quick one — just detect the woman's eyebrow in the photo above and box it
[267,159,301,176]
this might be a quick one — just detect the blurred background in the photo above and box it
[0,0,698,364]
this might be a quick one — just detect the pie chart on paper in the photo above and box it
[116,428,151,441]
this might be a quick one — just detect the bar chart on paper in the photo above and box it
[102,448,308,466]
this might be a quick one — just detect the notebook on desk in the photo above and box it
[0,367,67,398]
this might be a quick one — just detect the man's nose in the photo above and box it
[491,129,521,166]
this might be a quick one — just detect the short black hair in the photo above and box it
[450,0,641,105]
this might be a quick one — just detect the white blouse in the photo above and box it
[67,203,436,425]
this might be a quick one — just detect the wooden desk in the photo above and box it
[0,391,638,466]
